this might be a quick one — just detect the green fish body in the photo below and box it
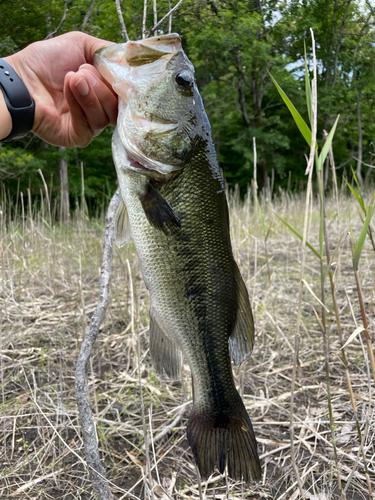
[95,34,261,482]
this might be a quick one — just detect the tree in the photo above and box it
[1,0,375,206]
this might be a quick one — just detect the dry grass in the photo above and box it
[0,188,374,499]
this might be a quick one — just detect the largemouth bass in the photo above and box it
[94,34,261,482]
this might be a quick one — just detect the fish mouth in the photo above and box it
[116,99,181,176]
[94,34,182,88]
[121,135,181,176]
[94,33,181,68]
[115,139,178,178]
[128,157,153,172]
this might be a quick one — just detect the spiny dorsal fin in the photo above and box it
[149,307,182,380]
[138,181,181,235]
[229,263,254,365]
[114,201,131,248]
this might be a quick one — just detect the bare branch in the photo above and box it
[115,0,130,41]
[352,156,375,169]
[148,0,186,36]
[154,406,186,442]
[142,0,148,39]
[168,0,172,33]
[153,0,157,27]
[45,1,68,39]
[81,0,96,32]
[75,190,121,500]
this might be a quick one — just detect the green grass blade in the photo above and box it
[268,70,312,147]
[319,212,324,259]
[323,234,343,282]
[349,200,354,242]
[351,165,360,188]
[317,115,339,172]
[265,220,273,242]
[304,40,312,125]
[317,169,324,259]
[344,177,366,213]
[274,212,321,259]
[350,165,365,213]
[353,190,375,270]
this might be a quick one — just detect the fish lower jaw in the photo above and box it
[121,140,180,176]
[128,157,153,172]
[122,153,173,179]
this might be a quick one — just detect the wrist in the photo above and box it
[0,56,35,142]
[0,89,12,140]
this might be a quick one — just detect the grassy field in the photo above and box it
[0,186,374,499]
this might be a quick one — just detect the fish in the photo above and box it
[94,33,261,482]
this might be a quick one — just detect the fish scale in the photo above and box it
[94,33,261,482]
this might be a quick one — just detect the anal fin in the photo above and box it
[229,263,254,365]
[149,307,182,380]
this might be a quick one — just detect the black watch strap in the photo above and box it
[0,58,35,142]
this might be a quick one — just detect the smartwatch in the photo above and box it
[0,58,35,142]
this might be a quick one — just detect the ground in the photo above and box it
[0,189,374,499]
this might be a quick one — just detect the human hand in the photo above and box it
[4,31,118,147]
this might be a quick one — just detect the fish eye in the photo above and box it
[175,71,193,87]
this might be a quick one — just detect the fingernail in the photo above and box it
[85,71,98,88]
[75,77,89,96]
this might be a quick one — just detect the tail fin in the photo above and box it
[187,400,261,482]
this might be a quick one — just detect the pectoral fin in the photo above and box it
[149,307,182,380]
[138,181,181,235]
[114,201,131,247]
[229,264,254,365]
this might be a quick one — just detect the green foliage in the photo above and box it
[345,167,366,213]
[352,190,375,271]
[268,71,312,148]
[0,143,46,180]
[1,0,375,210]
[274,212,321,260]
[316,115,339,172]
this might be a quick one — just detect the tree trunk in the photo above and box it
[356,91,363,185]
[325,0,339,89]
[59,146,70,222]
[332,0,353,88]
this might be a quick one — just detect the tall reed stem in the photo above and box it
[325,237,373,495]
[354,269,375,387]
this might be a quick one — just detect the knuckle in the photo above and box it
[82,95,98,109]
[77,137,92,148]
[92,115,110,129]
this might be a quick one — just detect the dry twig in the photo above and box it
[75,190,121,500]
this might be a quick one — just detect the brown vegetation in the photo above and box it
[0,188,374,499]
